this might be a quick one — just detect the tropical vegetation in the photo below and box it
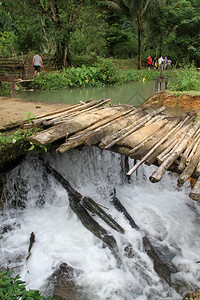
[0,270,54,299]
[0,0,199,69]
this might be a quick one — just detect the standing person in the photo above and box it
[32,52,43,76]
[147,55,152,70]
[153,57,158,71]
[158,56,163,70]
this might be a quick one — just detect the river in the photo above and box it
[17,80,156,107]
[0,147,200,299]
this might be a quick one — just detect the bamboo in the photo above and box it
[177,143,200,186]
[50,99,112,126]
[156,119,193,164]
[149,120,200,183]
[145,117,192,166]
[133,117,183,164]
[196,161,200,177]
[189,176,200,201]
[157,140,177,164]
[100,106,166,149]
[186,136,200,165]
[41,99,111,126]
[126,117,192,176]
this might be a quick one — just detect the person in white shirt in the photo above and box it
[32,53,43,76]
[158,56,163,70]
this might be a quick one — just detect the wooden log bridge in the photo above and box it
[23,98,200,201]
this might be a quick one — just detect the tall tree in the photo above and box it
[102,0,162,69]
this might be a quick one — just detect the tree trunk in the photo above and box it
[137,17,142,70]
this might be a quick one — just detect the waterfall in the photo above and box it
[0,146,200,300]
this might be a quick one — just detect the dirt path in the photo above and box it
[0,97,72,127]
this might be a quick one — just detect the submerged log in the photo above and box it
[82,196,124,234]
[110,191,180,291]
[42,160,118,252]
[26,232,35,261]
[42,159,181,292]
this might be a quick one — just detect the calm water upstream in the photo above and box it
[17,80,155,106]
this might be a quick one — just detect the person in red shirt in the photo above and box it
[147,55,152,70]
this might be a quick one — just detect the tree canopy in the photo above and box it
[0,0,199,68]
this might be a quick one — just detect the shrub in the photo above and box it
[0,270,54,299]
[169,63,200,91]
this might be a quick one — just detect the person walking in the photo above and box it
[32,52,43,76]
[147,55,152,70]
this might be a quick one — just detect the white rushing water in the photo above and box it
[0,146,200,299]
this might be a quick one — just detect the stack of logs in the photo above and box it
[17,98,200,201]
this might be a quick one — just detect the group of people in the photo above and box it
[147,55,172,71]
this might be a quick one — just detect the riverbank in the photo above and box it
[0,96,72,128]
[141,91,200,117]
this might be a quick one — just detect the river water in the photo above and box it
[17,80,155,107]
[1,147,200,299]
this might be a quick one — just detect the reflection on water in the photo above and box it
[17,81,155,107]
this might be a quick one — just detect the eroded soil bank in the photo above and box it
[141,91,200,116]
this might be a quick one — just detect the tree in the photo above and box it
[102,0,163,69]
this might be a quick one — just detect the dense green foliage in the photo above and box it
[0,0,199,68]
[169,63,200,91]
[0,270,53,299]
[32,59,160,90]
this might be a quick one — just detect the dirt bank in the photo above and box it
[0,97,72,128]
[141,92,200,116]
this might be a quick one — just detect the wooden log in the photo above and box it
[56,107,135,153]
[126,117,188,176]
[177,143,200,186]
[82,196,125,233]
[157,140,177,164]
[186,136,200,165]
[189,176,200,201]
[128,118,169,156]
[43,160,118,251]
[178,128,200,172]
[149,120,200,183]
[28,107,123,145]
[145,117,191,166]
[196,161,200,177]
[46,99,112,126]
[26,232,35,261]
[100,106,166,149]
[110,191,180,291]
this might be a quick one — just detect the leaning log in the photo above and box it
[42,159,181,291]
[100,106,165,149]
[110,191,180,291]
[126,117,188,176]
[42,160,118,252]
[177,144,200,186]
[150,120,200,183]
[189,176,200,201]
[82,196,124,234]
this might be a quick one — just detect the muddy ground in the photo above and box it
[0,96,72,128]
